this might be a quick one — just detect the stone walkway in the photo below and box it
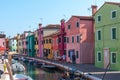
[38,58,120,80]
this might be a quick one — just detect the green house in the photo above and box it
[26,33,35,57]
[94,2,120,70]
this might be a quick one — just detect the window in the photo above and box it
[72,36,74,43]
[43,40,45,44]
[97,30,101,40]
[68,25,71,29]
[111,52,116,63]
[76,51,79,58]
[76,36,79,43]
[41,30,43,34]
[26,41,28,45]
[111,27,116,39]
[64,50,66,55]
[48,49,50,54]
[46,39,48,43]
[76,22,79,27]
[111,10,117,18]
[67,37,69,43]
[64,37,66,43]
[97,52,102,62]
[49,39,51,43]
[68,50,70,57]
[58,38,61,43]
[97,15,101,22]
[3,42,4,46]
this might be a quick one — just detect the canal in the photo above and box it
[14,61,64,80]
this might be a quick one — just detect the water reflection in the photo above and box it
[16,61,63,80]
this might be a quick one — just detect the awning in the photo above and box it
[0,47,6,51]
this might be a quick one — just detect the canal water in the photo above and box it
[15,61,64,80]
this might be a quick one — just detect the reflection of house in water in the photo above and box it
[0,33,6,54]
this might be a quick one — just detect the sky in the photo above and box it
[0,0,119,37]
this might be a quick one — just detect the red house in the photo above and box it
[52,19,66,60]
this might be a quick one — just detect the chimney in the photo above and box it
[39,23,42,29]
[91,5,97,15]
[60,19,65,33]
[61,19,65,28]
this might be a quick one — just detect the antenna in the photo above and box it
[87,8,91,15]
[63,14,67,20]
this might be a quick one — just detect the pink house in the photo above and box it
[0,34,6,54]
[65,16,94,64]
[38,24,43,57]
[22,31,29,56]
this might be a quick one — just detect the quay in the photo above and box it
[24,56,120,80]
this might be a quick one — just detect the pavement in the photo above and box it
[39,58,120,80]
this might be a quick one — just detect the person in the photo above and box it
[72,54,76,64]
[62,54,66,62]
[3,62,7,73]
[4,51,8,59]
[1,55,4,64]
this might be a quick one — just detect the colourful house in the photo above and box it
[26,32,35,57]
[22,31,29,56]
[34,29,39,57]
[40,24,60,58]
[0,34,6,54]
[58,19,66,60]
[9,37,17,53]
[52,31,60,60]
[17,34,22,54]
[65,15,94,64]
[43,35,53,59]
[94,2,120,70]
[5,38,9,51]
[38,24,43,57]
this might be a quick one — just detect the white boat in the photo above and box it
[13,74,33,80]
[12,59,18,64]
[12,62,25,72]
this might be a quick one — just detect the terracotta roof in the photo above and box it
[43,31,60,38]
[72,16,93,20]
[42,24,60,29]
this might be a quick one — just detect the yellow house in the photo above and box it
[34,29,39,57]
[43,35,53,59]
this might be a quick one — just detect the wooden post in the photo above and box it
[5,60,14,80]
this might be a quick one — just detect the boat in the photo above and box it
[41,64,56,69]
[12,59,18,64]
[13,74,33,80]
[36,62,45,67]
[22,57,29,62]
[12,62,25,72]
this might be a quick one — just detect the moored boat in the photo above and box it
[12,62,25,72]
[41,64,56,69]
[13,74,33,80]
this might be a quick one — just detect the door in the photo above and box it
[104,48,110,69]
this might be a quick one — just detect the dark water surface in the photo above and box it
[15,61,64,80]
